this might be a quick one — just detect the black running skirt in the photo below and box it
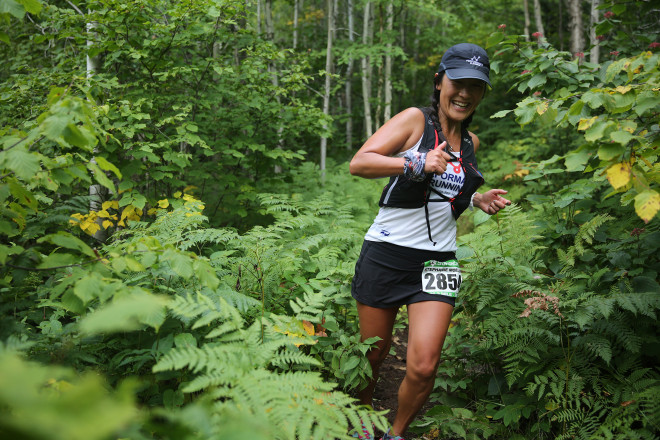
[351,240,457,309]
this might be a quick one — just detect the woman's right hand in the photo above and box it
[424,141,453,175]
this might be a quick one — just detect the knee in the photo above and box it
[365,342,390,367]
[407,355,441,382]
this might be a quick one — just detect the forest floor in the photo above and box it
[371,327,438,440]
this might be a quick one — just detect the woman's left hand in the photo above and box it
[474,189,511,215]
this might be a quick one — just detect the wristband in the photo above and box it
[469,192,477,210]
[403,149,427,182]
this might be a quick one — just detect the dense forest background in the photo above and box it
[0,0,658,439]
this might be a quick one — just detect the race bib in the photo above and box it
[422,260,462,297]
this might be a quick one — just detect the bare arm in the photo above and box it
[467,132,512,214]
[349,108,452,179]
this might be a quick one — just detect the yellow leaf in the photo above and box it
[578,116,598,131]
[302,320,315,336]
[102,200,118,210]
[606,162,632,189]
[536,101,549,115]
[98,210,112,218]
[173,191,182,198]
[157,199,169,209]
[84,222,101,236]
[147,208,158,215]
[634,190,660,223]
[614,85,632,94]
[102,220,114,229]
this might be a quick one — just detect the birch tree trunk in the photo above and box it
[589,0,600,63]
[345,0,354,149]
[361,1,373,138]
[533,0,546,42]
[264,0,274,41]
[84,9,107,242]
[320,0,334,173]
[383,0,393,122]
[568,0,585,57]
[523,0,531,41]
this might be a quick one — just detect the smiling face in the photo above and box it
[435,74,486,123]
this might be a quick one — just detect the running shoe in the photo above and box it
[380,428,404,440]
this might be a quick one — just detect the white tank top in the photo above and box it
[364,135,465,252]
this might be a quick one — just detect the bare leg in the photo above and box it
[390,301,453,436]
[355,301,399,407]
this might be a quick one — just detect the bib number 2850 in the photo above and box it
[422,260,462,298]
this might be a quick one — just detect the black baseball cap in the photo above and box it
[437,43,491,87]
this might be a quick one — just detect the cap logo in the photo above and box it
[466,56,483,67]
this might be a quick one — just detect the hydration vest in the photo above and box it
[378,107,485,245]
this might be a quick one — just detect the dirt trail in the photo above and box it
[371,327,436,440]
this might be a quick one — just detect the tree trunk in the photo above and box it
[568,0,585,57]
[257,0,262,35]
[361,1,373,138]
[589,0,600,63]
[293,0,299,49]
[383,0,393,122]
[345,0,354,149]
[558,0,564,50]
[523,0,531,41]
[320,0,334,173]
[86,13,108,242]
[264,0,274,41]
[533,0,546,43]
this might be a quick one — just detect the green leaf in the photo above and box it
[634,90,657,117]
[80,291,168,334]
[37,252,78,269]
[18,0,42,14]
[611,3,626,14]
[162,249,193,279]
[528,74,546,90]
[486,32,504,48]
[0,244,24,264]
[564,149,591,172]
[63,124,95,149]
[38,232,95,257]
[8,178,36,209]
[73,273,103,304]
[490,110,512,119]
[595,21,614,35]
[1,146,41,180]
[193,259,219,290]
[598,143,625,161]
[88,162,116,193]
[0,0,25,18]
[584,120,610,142]
[610,130,634,145]
[174,333,197,348]
[581,91,605,109]
[94,156,122,179]
[606,92,635,114]
[0,31,9,44]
